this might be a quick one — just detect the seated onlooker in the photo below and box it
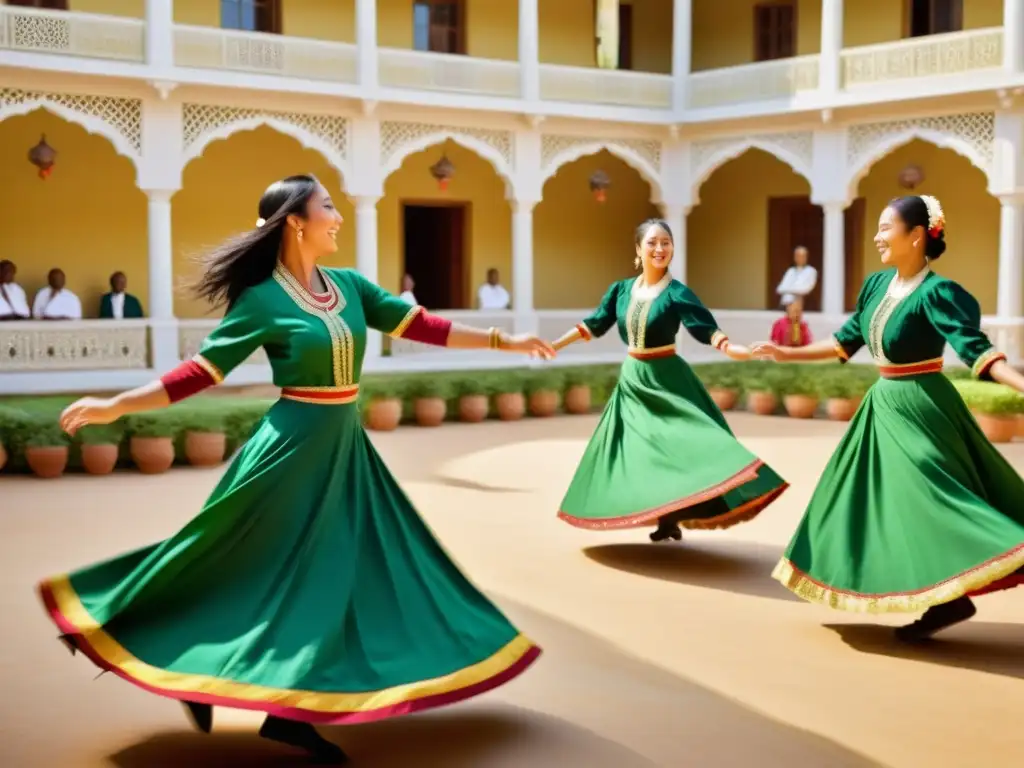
[0,259,30,320]
[99,271,144,319]
[398,273,417,305]
[770,298,812,348]
[33,268,82,321]
[477,268,510,310]
[776,246,818,308]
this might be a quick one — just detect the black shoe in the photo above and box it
[182,701,213,734]
[650,523,682,543]
[894,596,977,643]
[259,716,348,764]
[58,633,78,656]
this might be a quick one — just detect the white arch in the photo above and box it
[690,140,813,203]
[541,142,663,201]
[843,129,990,201]
[381,131,515,195]
[0,100,142,179]
[183,117,348,184]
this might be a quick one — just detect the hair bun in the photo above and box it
[925,229,946,260]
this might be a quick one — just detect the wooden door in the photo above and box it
[754,1,796,61]
[906,0,962,36]
[767,196,824,311]
[8,0,68,8]
[413,0,465,54]
[844,198,867,312]
[618,4,634,71]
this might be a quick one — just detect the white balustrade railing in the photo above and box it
[388,311,516,357]
[688,55,820,109]
[841,27,1004,87]
[178,319,268,366]
[0,5,144,62]
[173,25,358,83]
[378,48,520,98]
[539,64,673,109]
[0,320,149,372]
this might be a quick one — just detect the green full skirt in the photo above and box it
[557,356,788,530]
[773,373,1024,612]
[39,399,540,724]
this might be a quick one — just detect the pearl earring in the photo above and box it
[298,229,304,240]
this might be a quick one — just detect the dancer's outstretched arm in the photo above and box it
[551,282,621,352]
[751,339,842,363]
[673,283,752,361]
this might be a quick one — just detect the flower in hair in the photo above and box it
[255,217,266,228]
[919,195,945,238]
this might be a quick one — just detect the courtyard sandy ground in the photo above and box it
[1,412,1022,767]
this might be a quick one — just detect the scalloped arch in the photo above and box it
[691,141,812,203]
[382,131,514,195]
[844,129,990,200]
[541,142,663,200]
[183,117,348,183]
[0,101,141,180]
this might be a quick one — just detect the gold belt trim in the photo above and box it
[876,357,943,378]
[628,344,676,360]
[280,385,360,404]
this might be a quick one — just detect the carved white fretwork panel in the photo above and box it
[379,121,514,181]
[689,131,814,192]
[181,104,350,176]
[539,135,664,199]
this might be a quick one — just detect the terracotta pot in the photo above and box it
[494,392,525,421]
[563,384,591,415]
[528,390,560,418]
[972,411,1018,444]
[26,446,69,479]
[185,431,226,467]
[825,397,861,422]
[1018,414,1024,439]
[709,388,739,411]
[0,441,7,472]
[746,391,777,416]
[783,394,820,419]
[364,398,402,431]
[130,436,175,474]
[414,397,447,427]
[81,443,119,475]
[458,394,489,423]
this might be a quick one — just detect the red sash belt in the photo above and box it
[628,344,676,360]
[280,385,360,404]
[877,358,943,379]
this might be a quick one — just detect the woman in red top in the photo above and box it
[769,298,812,348]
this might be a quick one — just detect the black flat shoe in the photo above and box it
[58,633,78,656]
[259,716,348,764]
[182,701,213,734]
[894,596,977,643]
[649,524,682,543]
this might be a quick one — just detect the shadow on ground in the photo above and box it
[826,622,1024,681]
[583,540,799,602]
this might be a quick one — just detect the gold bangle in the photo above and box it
[487,326,500,350]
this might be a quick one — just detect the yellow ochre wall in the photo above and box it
[171,0,355,40]
[843,0,1002,47]
[0,110,147,317]
[172,126,353,319]
[378,142,510,304]
[687,149,810,309]
[378,0,518,60]
[539,0,672,72]
[68,0,143,17]
[534,151,659,309]
[691,0,821,71]
[854,139,999,313]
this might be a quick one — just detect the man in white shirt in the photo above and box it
[398,273,417,305]
[776,246,818,307]
[477,268,510,310]
[0,260,31,320]
[33,268,82,321]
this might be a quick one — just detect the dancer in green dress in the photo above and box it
[550,218,789,542]
[753,195,1024,642]
[44,175,554,763]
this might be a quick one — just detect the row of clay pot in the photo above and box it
[365,385,590,431]
[6,432,228,479]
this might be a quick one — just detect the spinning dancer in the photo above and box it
[754,195,1024,642]
[41,175,553,763]
[550,218,788,542]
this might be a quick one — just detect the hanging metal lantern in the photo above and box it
[897,164,925,190]
[28,134,57,180]
[430,155,455,191]
[589,169,610,202]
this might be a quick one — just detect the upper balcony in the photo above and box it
[1,0,1021,121]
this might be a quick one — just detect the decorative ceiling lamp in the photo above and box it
[589,169,610,202]
[28,134,57,180]
[897,164,925,190]
[430,154,455,191]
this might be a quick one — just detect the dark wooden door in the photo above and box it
[402,203,467,310]
[8,0,69,8]
[618,4,633,70]
[908,0,962,36]
[767,196,823,311]
[754,2,796,61]
[413,0,466,54]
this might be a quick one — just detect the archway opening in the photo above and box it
[381,141,509,310]
[0,108,145,319]
[535,149,658,310]
[689,148,812,310]
[175,124,350,318]
[853,138,998,313]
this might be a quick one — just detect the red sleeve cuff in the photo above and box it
[400,310,452,347]
[160,360,217,403]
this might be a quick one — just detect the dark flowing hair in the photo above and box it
[889,195,947,260]
[191,174,320,308]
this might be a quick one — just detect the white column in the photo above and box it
[146,189,179,372]
[659,203,688,283]
[144,0,174,72]
[819,0,844,93]
[355,196,382,359]
[1005,0,1024,73]
[822,201,846,315]
[997,195,1024,319]
[670,0,692,112]
[518,0,539,102]
[356,0,379,90]
[511,201,536,333]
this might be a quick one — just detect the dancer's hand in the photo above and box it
[723,343,752,361]
[60,397,123,436]
[750,342,790,362]
[504,334,556,360]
